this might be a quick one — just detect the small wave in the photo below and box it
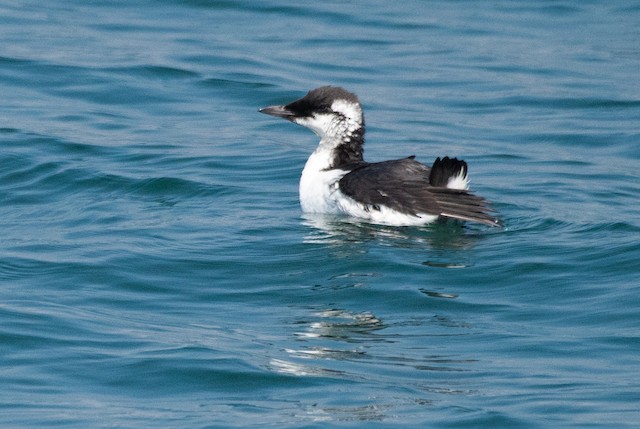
[199,77,274,90]
[451,95,640,110]
[106,65,200,81]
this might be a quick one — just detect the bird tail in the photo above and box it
[428,157,499,226]
[429,157,470,190]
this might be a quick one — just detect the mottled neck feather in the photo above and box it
[330,125,365,168]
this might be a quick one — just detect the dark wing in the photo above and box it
[338,157,499,226]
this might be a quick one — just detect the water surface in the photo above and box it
[1,1,639,427]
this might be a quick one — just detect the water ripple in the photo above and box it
[2,1,640,427]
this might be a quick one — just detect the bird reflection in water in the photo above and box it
[301,213,486,251]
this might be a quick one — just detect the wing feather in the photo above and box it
[338,158,499,226]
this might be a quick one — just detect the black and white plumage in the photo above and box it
[260,86,499,227]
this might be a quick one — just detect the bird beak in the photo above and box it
[259,105,296,120]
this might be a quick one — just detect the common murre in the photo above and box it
[260,86,500,227]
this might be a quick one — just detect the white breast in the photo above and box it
[299,146,348,214]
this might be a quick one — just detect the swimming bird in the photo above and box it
[260,86,499,227]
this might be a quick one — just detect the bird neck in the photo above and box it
[318,121,365,169]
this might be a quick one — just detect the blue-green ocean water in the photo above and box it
[1,1,639,427]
